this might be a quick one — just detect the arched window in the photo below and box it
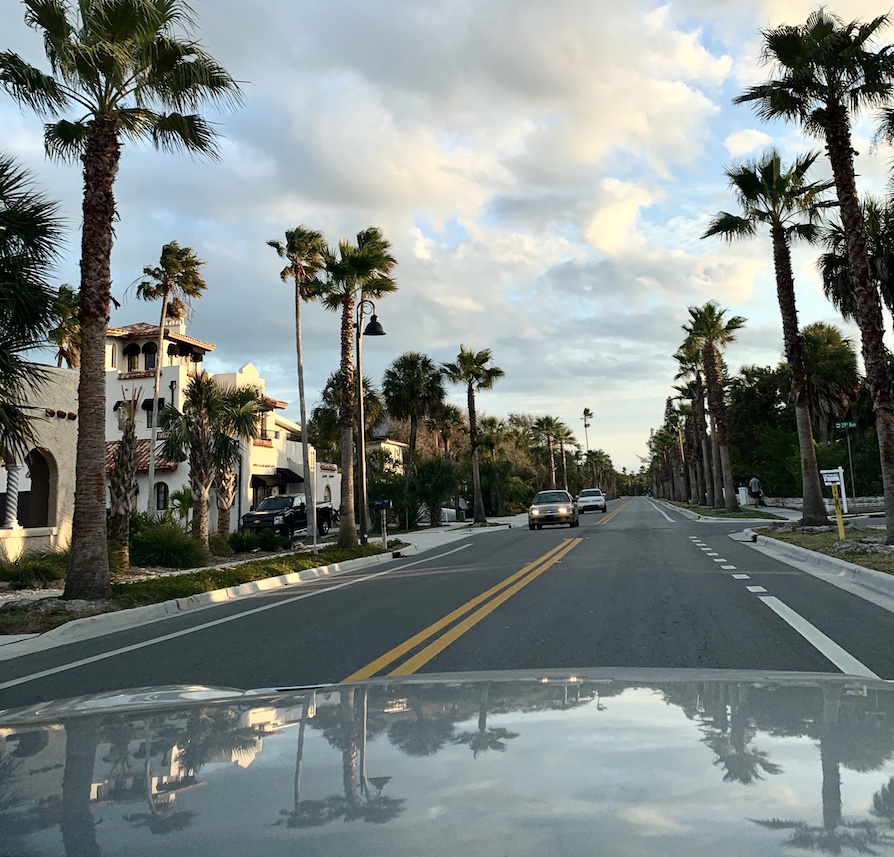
[123,342,140,371]
[155,482,169,511]
[142,341,158,371]
[323,484,332,503]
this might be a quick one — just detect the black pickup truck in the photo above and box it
[240,495,333,538]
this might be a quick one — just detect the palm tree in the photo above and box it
[425,403,465,461]
[268,226,327,540]
[137,241,207,514]
[675,340,714,507]
[108,391,140,570]
[382,351,446,477]
[0,154,62,464]
[683,302,745,512]
[736,9,894,541]
[554,423,577,492]
[159,372,262,546]
[800,323,861,444]
[49,284,80,368]
[533,415,562,489]
[310,370,385,467]
[582,407,593,454]
[453,684,519,759]
[703,150,831,525]
[0,0,242,597]
[316,228,397,548]
[442,347,505,524]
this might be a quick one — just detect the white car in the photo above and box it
[577,488,607,513]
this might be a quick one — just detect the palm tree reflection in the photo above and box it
[453,684,519,759]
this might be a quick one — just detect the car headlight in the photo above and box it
[557,506,568,514]
[530,508,540,516]
[274,515,284,524]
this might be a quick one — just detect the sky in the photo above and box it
[2,0,893,472]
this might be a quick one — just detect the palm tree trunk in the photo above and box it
[709,416,723,509]
[825,106,894,542]
[189,420,213,546]
[468,383,486,523]
[694,385,713,507]
[215,468,236,540]
[772,225,828,525]
[65,117,120,600]
[338,298,358,547]
[704,346,738,511]
[295,287,316,542]
[147,289,170,514]
[547,436,556,488]
[407,415,418,476]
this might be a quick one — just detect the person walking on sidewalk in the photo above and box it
[748,475,766,507]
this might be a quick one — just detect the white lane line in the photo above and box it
[712,558,729,563]
[701,548,713,552]
[732,574,750,579]
[759,595,880,679]
[721,565,737,570]
[0,544,474,693]
[649,501,675,522]
[689,536,698,539]
[746,585,768,593]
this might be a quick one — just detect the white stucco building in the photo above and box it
[104,316,337,533]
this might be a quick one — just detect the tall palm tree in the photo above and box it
[316,228,397,547]
[159,372,262,546]
[442,347,504,523]
[0,0,242,597]
[108,391,140,570]
[533,415,562,489]
[675,328,715,507]
[800,322,861,444]
[582,407,593,454]
[268,226,326,540]
[382,351,446,477]
[703,150,832,524]
[137,241,207,514]
[736,9,894,540]
[0,154,61,464]
[683,302,745,512]
[49,284,80,368]
[310,370,385,466]
[554,423,577,492]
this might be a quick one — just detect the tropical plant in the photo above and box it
[411,456,458,525]
[736,8,894,540]
[442,347,505,523]
[0,0,243,597]
[108,391,140,570]
[268,226,327,541]
[137,240,207,514]
[315,227,397,547]
[310,371,386,466]
[532,415,562,489]
[382,351,446,477]
[674,341,713,506]
[159,373,262,546]
[48,284,80,369]
[425,403,465,461]
[683,302,745,511]
[0,154,62,463]
[703,149,832,524]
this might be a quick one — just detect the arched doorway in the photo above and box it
[24,448,52,528]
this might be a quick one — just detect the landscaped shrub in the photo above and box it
[130,521,209,569]
[208,535,234,557]
[256,528,288,551]
[0,549,68,588]
[229,529,260,553]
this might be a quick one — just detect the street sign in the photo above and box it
[821,469,841,486]
[836,421,857,429]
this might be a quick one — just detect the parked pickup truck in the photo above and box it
[240,495,334,538]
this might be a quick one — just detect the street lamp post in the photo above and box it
[355,299,386,545]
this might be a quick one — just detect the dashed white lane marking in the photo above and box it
[759,595,879,679]
[746,585,768,593]
[713,558,729,563]
[703,549,716,554]
[732,574,750,579]
[0,544,474,693]
[721,565,737,570]
[689,536,698,539]
[649,501,675,522]
[694,543,706,547]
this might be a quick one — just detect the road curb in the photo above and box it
[655,500,780,524]
[745,530,894,604]
[0,545,419,661]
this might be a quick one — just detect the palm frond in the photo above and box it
[44,118,89,161]
[147,111,219,156]
[702,212,755,240]
[0,50,70,114]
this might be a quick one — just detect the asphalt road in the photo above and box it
[2,495,894,710]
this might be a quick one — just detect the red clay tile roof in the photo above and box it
[107,323,215,352]
[261,395,288,410]
[105,439,179,473]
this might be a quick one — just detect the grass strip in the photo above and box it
[667,501,784,520]
[110,543,388,608]
[757,527,894,576]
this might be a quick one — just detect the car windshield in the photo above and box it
[255,496,295,511]
[532,491,571,504]
[580,490,603,497]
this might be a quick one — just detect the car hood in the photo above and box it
[1,668,893,856]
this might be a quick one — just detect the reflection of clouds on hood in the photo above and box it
[1,0,890,468]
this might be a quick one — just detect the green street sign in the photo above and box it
[835,421,857,429]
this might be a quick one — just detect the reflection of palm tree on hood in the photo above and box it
[454,684,519,759]
[388,696,457,757]
[61,719,101,857]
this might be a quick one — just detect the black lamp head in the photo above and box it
[363,314,386,336]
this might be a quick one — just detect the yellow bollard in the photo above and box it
[831,483,846,540]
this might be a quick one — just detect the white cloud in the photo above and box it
[724,129,772,157]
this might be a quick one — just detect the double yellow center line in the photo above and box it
[597,499,630,526]
[342,538,583,682]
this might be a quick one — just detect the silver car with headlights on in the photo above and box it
[528,489,579,529]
